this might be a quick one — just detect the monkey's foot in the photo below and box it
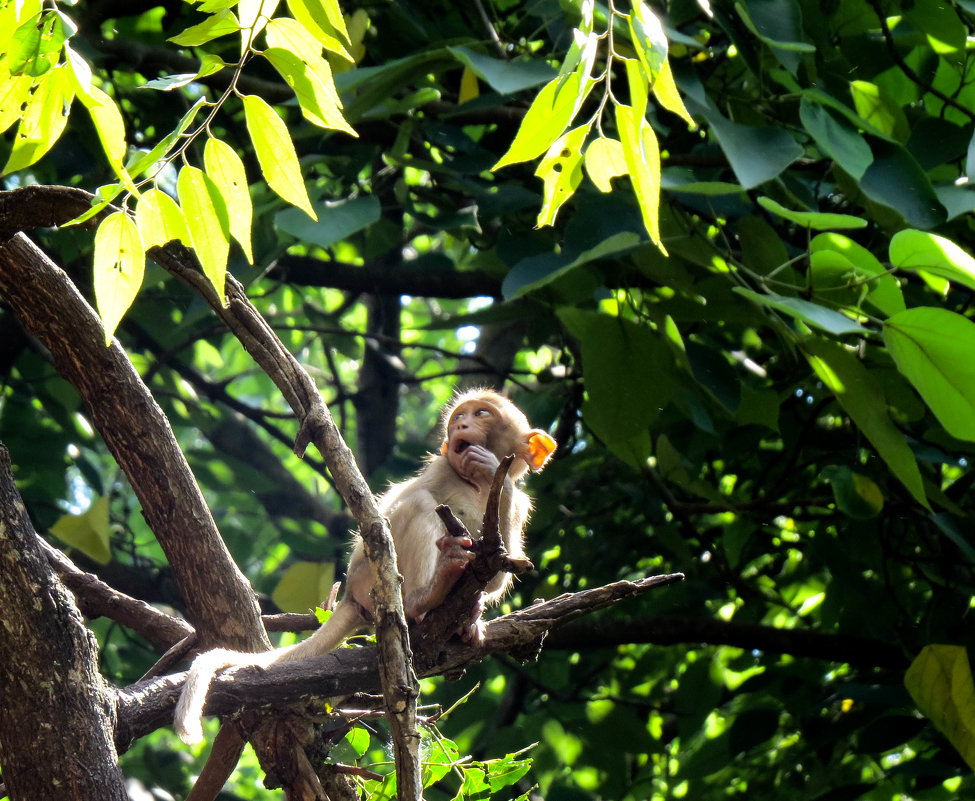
[458,594,486,643]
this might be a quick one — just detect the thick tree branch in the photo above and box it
[0,233,268,654]
[42,539,193,651]
[0,444,129,801]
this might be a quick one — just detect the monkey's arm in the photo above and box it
[386,487,476,620]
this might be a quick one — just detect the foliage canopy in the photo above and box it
[5,0,975,798]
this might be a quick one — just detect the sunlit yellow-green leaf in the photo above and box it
[627,1,666,87]
[93,212,145,345]
[584,136,627,192]
[271,560,336,613]
[76,82,136,191]
[535,124,589,227]
[262,46,355,135]
[204,137,254,263]
[169,8,241,47]
[459,64,479,104]
[623,57,649,123]
[286,0,353,60]
[906,645,975,770]
[0,0,43,57]
[242,93,317,220]
[3,67,74,175]
[615,102,665,253]
[50,496,112,564]
[177,165,230,301]
[492,72,585,171]
[238,0,280,53]
[652,57,695,128]
[0,73,33,135]
[136,188,190,249]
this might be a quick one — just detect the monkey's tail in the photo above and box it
[173,601,365,744]
[174,647,281,745]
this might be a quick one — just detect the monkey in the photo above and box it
[174,389,557,744]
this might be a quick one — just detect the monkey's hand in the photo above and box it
[456,444,501,489]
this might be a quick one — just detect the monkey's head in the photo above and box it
[440,390,557,480]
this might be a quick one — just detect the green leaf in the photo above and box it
[447,45,556,95]
[3,66,74,175]
[504,231,641,299]
[822,465,884,519]
[135,188,190,249]
[169,9,240,46]
[858,140,947,229]
[757,196,867,230]
[738,0,815,53]
[802,337,927,506]
[889,229,975,294]
[850,80,909,141]
[93,212,145,344]
[799,95,873,179]
[125,98,205,179]
[557,308,665,468]
[883,307,975,442]
[271,560,336,613]
[492,72,585,171]
[535,123,589,227]
[177,165,230,300]
[50,496,112,564]
[275,195,380,248]
[584,136,628,193]
[242,93,317,220]
[615,102,665,253]
[683,93,802,189]
[810,232,905,316]
[734,288,867,335]
[906,645,975,771]
[204,137,255,263]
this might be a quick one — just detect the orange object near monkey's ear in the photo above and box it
[441,440,449,456]
[527,431,557,470]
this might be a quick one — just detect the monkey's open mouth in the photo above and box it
[454,439,471,454]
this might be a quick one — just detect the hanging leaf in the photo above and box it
[883,307,975,442]
[735,288,867,335]
[242,93,317,220]
[822,465,884,519]
[803,337,927,507]
[168,9,241,47]
[535,124,590,227]
[757,196,867,230]
[177,165,230,301]
[905,645,975,771]
[204,137,255,263]
[584,137,628,193]
[50,496,112,565]
[889,229,975,293]
[238,0,280,53]
[0,74,33,135]
[93,212,145,345]
[492,72,585,171]
[271,561,336,613]
[136,187,190,249]
[3,66,74,175]
[285,0,353,59]
[262,46,356,135]
[615,102,665,253]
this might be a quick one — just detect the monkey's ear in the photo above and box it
[526,431,557,470]
[441,440,449,456]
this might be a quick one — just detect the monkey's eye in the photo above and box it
[474,408,491,417]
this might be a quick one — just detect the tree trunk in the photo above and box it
[0,444,128,801]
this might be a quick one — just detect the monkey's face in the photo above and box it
[444,398,502,468]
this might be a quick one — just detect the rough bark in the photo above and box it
[0,444,128,801]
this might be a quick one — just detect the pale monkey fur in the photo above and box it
[175,390,557,744]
